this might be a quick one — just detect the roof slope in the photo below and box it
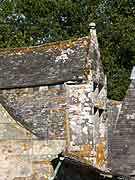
[51,155,129,180]
[0,85,66,139]
[111,67,135,175]
[0,37,89,89]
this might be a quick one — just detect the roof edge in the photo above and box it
[0,36,89,56]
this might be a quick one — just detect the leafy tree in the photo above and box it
[96,0,135,99]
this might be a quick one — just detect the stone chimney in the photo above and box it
[85,22,104,84]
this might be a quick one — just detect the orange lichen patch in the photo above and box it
[65,144,92,163]
[43,160,51,165]
[21,143,31,151]
[53,97,66,103]
[33,160,51,165]
[84,68,92,76]
[95,100,106,109]
[64,116,70,140]
[64,117,71,152]
[111,100,123,105]
[51,108,65,112]
[80,144,92,157]
[80,86,85,90]
[66,151,82,159]
[0,36,89,56]
[52,132,61,139]
[96,137,105,167]
[32,160,53,180]
[66,149,92,164]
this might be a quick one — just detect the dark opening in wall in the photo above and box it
[99,109,104,117]
[98,83,104,93]
[102,110,107,122]
[94,106,98,114]
[93,81,98,92]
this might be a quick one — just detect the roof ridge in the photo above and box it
[0,36,89,55]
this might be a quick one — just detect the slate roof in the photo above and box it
[111,67,135,175]
[0,37,89,89]
[0,86,67,139]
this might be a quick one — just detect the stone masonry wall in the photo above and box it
[0,85,66,139]
[0,104,65,180]
[66,78,108,168]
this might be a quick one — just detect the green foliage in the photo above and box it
[0,0,135,100]
[96,0,135,99]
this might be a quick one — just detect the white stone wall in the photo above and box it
[65,77,108,167]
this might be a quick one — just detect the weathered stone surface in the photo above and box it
[32,140,66,161]
[0,140,65,179]
[0,86,66,139]
[0,38,88,89]
[0,141,32,179]
[0,104,13,123]
[0,104,35,139]
[111,75,135,175]
[67,84,93,146]
[86,26,104,84]
[66,78,108,168]
[32,161,53,179]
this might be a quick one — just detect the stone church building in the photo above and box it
[0,23,135,179]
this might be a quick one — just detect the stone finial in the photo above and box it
[130,66,135,80]
[89,22,96,29]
